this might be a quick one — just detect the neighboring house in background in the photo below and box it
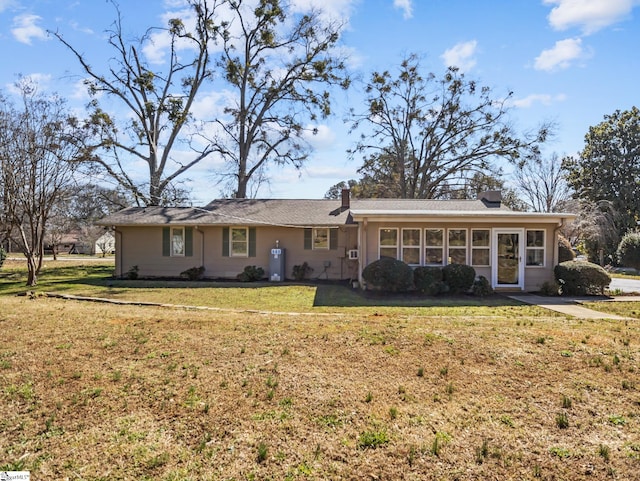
[95,231,116,256]
[47,231,91,255]
[97,190,575,291]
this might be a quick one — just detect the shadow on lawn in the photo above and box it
[311,283,523,308]
[1,263,523,309]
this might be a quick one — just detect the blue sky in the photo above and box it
[1,0,639,203]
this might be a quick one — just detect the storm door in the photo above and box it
[492,229,524,289]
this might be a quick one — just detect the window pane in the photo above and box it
[380,247,397,259]
[472,249,490,266]
[527,230,544,247]
[426,229,443,246]
[402,229,420,246]
[232,228,247,242]
[425,248,443,264]
[403,248,420,265]
[472,230,490,247]
[526,249,544,266]
[313,228,329,249]
[380,229,397,246]
[172,229,184,256]
[449,248,466,264]
[449,229,466,247]
[231,228,248,256]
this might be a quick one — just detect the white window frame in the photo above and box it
[471,229,491,267]
[313,227,330,250]
[230,227,249,257]
[447,228,468,265]
[526,229,545,267]
[401,228,421,266]
[379,228,399,260]
[424,228,444,266]
[171,227,185,257]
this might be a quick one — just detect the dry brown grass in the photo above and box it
[1,295,639,480]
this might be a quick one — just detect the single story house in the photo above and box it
[97,190,575,291]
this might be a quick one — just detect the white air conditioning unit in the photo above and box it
[348,249,359,260]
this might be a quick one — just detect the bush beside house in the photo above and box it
[362,258,415,293]
[616,231,640,270]
[554,260,611,295]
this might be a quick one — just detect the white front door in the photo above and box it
[492,229,525,289]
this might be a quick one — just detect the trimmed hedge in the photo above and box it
[616,231,640,270]
[413,266,446,296]
[362,257,414,292]
[554,260,611,295]
[442,263,476,294]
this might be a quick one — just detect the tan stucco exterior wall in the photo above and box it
[115,225,359,281]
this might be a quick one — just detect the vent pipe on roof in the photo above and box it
[479,190,502,207]
[341,188,350,210]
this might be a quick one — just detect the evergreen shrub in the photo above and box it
[362,257,414,292]
[554,260,611,295]
[413,266,445,296]
[442,263,476,294]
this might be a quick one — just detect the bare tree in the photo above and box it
[513,153,570,212]
[51,0,227,206]
[0,81,87,285]
[210,0,349,198]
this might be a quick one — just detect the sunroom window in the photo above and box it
[402,228,421,265]
[471,229,490,266]
[448,229,467,264]
[526,230,545,266]
[425,229,444,265]
[379,228,398,259]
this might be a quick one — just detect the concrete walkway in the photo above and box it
[507,293,634,320]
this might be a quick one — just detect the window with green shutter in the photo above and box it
[222,227,256,257]
[305,227,337,250]
[162,226,193,257]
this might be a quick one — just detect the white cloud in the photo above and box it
[534,37,584,71]
[441,40,478,73]
[291,0,359,23]
[544,0,639,34]
[303,124,337,149]
[393,0,413,19]
[511,93,568,108]
[5,73,52,95]
[0,0,17,13]
[11,14,49,45]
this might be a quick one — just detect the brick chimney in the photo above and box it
[341,188,350,210]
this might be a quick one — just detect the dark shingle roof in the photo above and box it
[97,197,519,227]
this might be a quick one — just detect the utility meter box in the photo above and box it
[269,247,286,281]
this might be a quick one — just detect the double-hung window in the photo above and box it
[379,228,398,259]
[448,229,467,264]
[526,230,545,266]
[425,229,444,265]
[171,227,185,256]
[231,227,249,257]
[471,229,490,266]
[313,228,329,249]
[402,228,421,265]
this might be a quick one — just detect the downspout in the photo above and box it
[195,226,205,270]
[358,219,367,287]
[553,218,566,267]
[114,228,122,278]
